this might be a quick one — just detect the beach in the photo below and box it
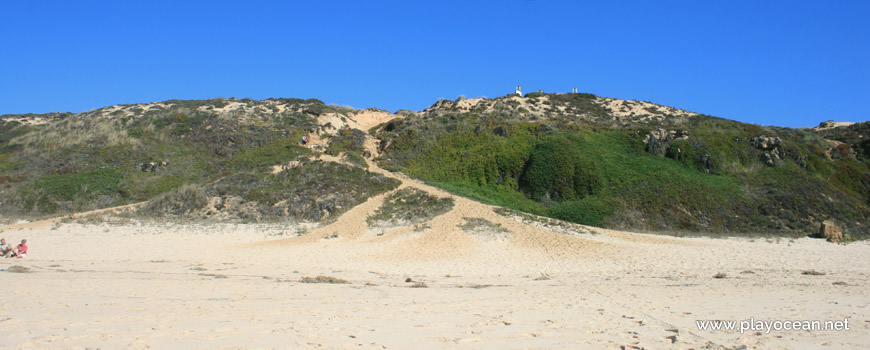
[1,217,867,349]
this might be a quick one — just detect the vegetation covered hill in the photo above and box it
[372,93,868,236]
[0,93,866,237]
[0,98,399,222]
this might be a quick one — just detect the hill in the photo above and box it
[371,93,868,236]
[0,93,866,236]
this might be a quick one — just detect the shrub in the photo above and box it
[367,188,454,227]
[550,197,612,226]
[141,184,208,216]
[18,168,124,213]
[227,138,310,170]
[300,275,349,284]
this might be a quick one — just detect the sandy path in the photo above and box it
[0,202,143,231]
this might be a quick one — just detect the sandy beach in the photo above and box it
[1,213,868,349]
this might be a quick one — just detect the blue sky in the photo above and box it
[1,1,867,127]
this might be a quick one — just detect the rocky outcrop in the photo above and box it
[750,135,781,150]
[643,129,689,156]
[698,152,713,173]
[750,135,782,166]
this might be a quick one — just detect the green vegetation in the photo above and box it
[367,188,454,227]
[0,98,397,223]
[141,184,208,216]
[459,217,511,240]
[387,127,745,230]
[326,127,368,168]
[375,94,870,236]
[18,168,124,213]
[1,95,867,237]
[228,138,310,170]
[140,160,400,222]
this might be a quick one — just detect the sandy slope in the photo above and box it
[1,114,869,349]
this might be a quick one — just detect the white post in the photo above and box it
[516,85,522,96]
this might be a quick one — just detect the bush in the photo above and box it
[300,275,349,284]
[141,184,208,216]
[519,135,580,201]
[18,168,124,213]
[212,161,400,222]
[550,197,612,226]
[227,138,310,170]
[367,188,454,227]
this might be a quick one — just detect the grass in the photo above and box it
[300,275,350,284]
[397,127,746,230]
[0,97,331,217]
[801,270,826,276]
[141,184,208,216]
[322,126,369,168]
[366,188,454,228]
[6,265,34,273]
[1,96,868,236]
[409,282,428,288]
[227,138,310,170]
[135,160,400,222]
[375,104,870,236]
[17,168,124,214]
[0,97,404,223]
[459,217,511,240]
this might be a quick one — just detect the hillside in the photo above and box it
[373,93,868,236]
[0,93,867,236]
[0,98,399,223]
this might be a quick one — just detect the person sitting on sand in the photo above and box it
[0,238,10,257]
[10,239,27,258]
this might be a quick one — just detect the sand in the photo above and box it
[1,215,868,349]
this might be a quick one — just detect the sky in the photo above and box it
[1,0,868,127]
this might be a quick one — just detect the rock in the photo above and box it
[750,135,781,150]
[644,129,670,156]
[138,161,170,172]
[751,135,782,166]
[646,132,666,156]
[698,152,713,173]
[760,152,775,166]
[643,129,689,156]
[820,220,844,242]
